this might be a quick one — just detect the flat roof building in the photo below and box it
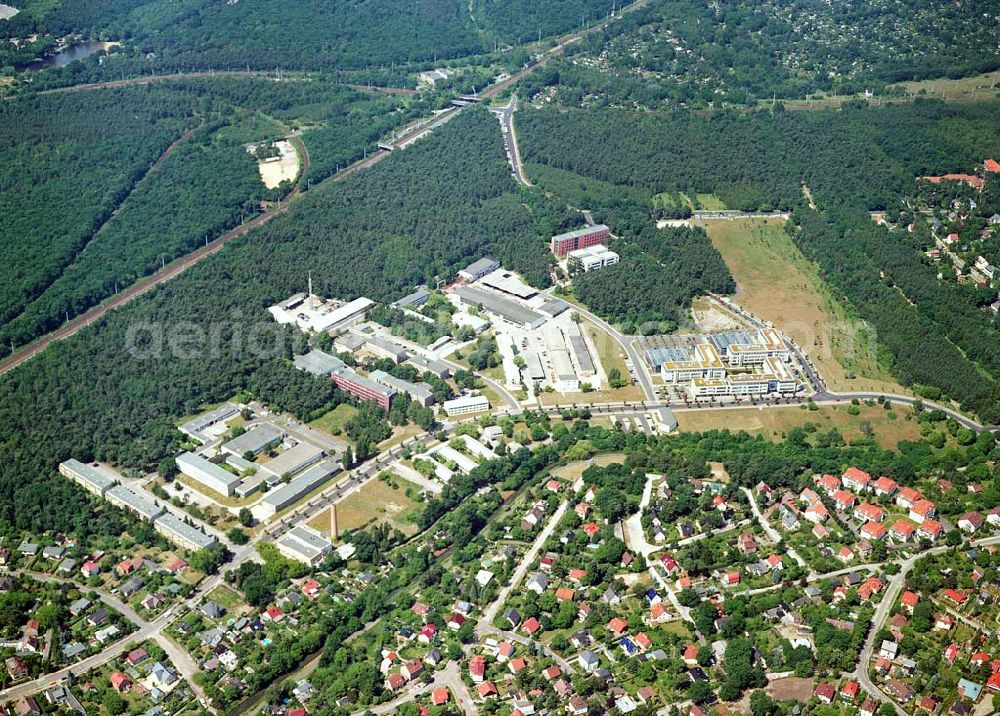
[364,336,408,364]
[406,354,451,379]
[453,285,545,330]
[443,394,490,417]
[269,295,374,334]
[259,460,341,518]
[566,244,619,272]
[258,442,325,480]
[458,257,500,282]
[551,225,610,257]
[479,271,538,300]
[293,350,345,376]
[275,525,332,566]
[179,403,240,444]
[431,445,478,474]
[153,513,216,552]
[106,485,165,522]
[60,459,116,497]
[176,452,242,497]
[222,423,286,458]
[331,367,395,411]
[393,288,431,309]
[370,370,435,407]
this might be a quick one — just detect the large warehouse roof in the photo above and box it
[453,285,544,328]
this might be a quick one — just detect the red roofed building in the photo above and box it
[109,672,131,694]
[861,522,887,541]
[469,655,486,683]
[682,644,700,666]
[582,522,600,538]
[854,503,885,523]
[432,688,450,706]
[958,512,984,533]
[919,519,944,541]
[872,476,898,496]
[891,519,916,543]
[477,681,498,699]
[522,617,541,635]
[985,159,1000,173]
[909,499,936,523]
[385,673,405,692]
[988,672,1000,693]
[724,570,741,586]
[842,467,871,491]
[841,680,860,703]
[555,587,576,602]
[901,591,919,613]
[608,617,628,635]
[943,589,968,605]
[818,474,840,495]
[302,579,320,600]
[815,683,836,704]
[833,490,856,511]
[569,568,587,583]
[508,657,527,674]
[896,486,922,509]
[858,577,883,600]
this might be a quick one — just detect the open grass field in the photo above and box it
[578,318,645,403]
[379,423,424,451]
[205,585,246,611]
[551,452,627,481]
[675,403,922,449]
[771,71,1000,111]
[307,477,423,537]
[704,218,907,395]
[309,404,357,442]
[652,191,726,211]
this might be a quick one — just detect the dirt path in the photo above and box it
[11,70,417,98]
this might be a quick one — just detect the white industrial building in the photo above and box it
[176,452,242,497]
[293,349,345,376]
[443,394,490,417]
[222,423,286,458]
[566,244,619,272]
[258,460,341,518]
[275,525,332,566]
[60,459,117,497]
[269,295,374,334]
[153,513,216,551]
[179,403,240,444]
[259,442,325,480]
[106,485,165,522]
[458,257,500,282]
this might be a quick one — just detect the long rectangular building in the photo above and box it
[258,442,325,480]
[550,225,610,257]
[179,403,240,444]
[406,353,451,379]
[293,349,345,376]
[369,370,435,406]
[443,394,490,417]
[259,460,341,518]
[106,485,164,522]
[453,285,545,330]
[275,525,332,566]
[222,423,286,458]
[331,367,395,410]
[60,459,116,497]
[176,452,242,497]
[153,513,216,552]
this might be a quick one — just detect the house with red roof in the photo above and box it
[937,615,956,632]
[861,522,887,541]
[815,683,836,704]
[384,673,406,691]
[432,688,450,706]
[901,591,919,613]
[854,503,885,523]
[943,589,968,605]
[909,499,936,523]
[522,617,540,635]
[649,602,671,624]
[872,476,898,497]
[582,522,600,539]
[542,665,561,681]
[301,579,320,600]
[944,643,959,664]
[109,672,131,694]
[476,681,498,699]
[723,570,741,586]
[126,647,148,667]
[841,680,860,703]
[81,560,100,578]
[574,502,590,519]
[833,490,856,511]
[958,512,983,533]
[988,672,1000,693]
[418,623,437,643]
[858,577,883,601]
[896,486,922,509]
[682,644,700,666]
[508,657,527,675]
[497,642,515,662]
[555,587,576,603]
[608,617,628,635]
[635,632,653,651]
[817,474,840,495]
[402,659,423,681]
[985,159,1000,173]
[838,546,854,563]
[842,467,871,491]
[766,554,783,570]
[971,652,990,667]
[545,479,562,493]
[661,554,681,574]
[568,568,587,583]
[447,613,465,631]
[805,501,829,523]
[919,519,944,541]
[469,655,486,682]
[800,487,821,505]
[890,519,915,543]
[736,533,757,554]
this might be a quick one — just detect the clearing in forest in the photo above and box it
[308,478,423,537]
[703,218,907,395]
[676,403,922,449]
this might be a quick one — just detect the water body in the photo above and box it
[18,41,120,71]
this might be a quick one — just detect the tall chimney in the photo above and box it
[329,504,338,540]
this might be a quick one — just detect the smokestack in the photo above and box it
[329,504,338,540]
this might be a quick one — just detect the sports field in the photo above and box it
[704,218,907,394]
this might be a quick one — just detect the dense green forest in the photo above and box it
[519,101,1000,419]
[0,79,412,352]
[0,89,196,330]
[472,0,627,45]
[518,0,1000,109]
[0,108,550,537]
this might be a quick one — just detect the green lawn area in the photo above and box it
[310,404,358,442]
[205,585,245,610]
